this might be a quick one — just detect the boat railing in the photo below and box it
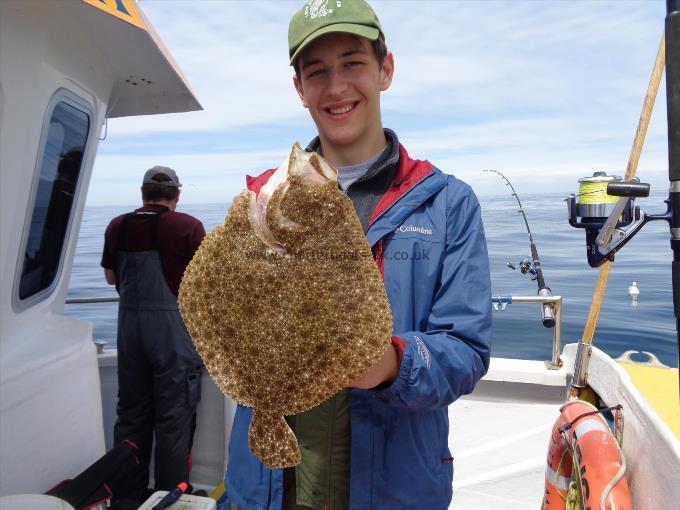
[67,294,564,368]
[65,296,119,353]
[491,294,563,369]
[66,296,119,304]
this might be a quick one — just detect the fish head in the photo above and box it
[286,143,337,185]
[250,143,340,254]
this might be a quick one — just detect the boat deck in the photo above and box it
[619,362,680,439]
[99,348,680,509]
[448,358,568,510]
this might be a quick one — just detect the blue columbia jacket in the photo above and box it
[220,142,492,510]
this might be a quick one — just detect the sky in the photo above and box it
[87,0,672,206]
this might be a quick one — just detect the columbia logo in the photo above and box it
[396,225,432,235]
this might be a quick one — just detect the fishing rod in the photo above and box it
[484,169,555,328]
[666,0,679,372]
[566,0,679,391]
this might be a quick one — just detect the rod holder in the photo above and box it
[490,294,563,369]
[571,340,593,389]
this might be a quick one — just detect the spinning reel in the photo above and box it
[507,258,538,280]
[566,171,671,267]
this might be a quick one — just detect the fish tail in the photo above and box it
[248,409,301,468]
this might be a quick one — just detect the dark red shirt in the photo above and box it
[101,204,205,296]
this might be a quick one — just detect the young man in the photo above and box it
[220,1,492,508]
[101,167,205,504]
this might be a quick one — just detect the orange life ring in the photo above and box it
[543,400,632,509]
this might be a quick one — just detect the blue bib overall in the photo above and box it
[113,210,203,500]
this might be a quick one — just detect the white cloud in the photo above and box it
[88,0,671,204]
[399,111,669,196]
[88,146,291,206]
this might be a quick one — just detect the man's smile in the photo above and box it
[325,101,359,117]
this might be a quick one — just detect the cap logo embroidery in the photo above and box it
[305,0,341,20]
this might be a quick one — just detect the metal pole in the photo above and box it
[666,0,680,371]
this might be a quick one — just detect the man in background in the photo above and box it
[101,166,205,504]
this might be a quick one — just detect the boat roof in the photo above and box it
[75,0,202,118]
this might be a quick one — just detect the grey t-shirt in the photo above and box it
[336,147,387,192]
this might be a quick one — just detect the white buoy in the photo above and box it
[628,281,640,301]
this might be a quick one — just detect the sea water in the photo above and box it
[66,192,678,367]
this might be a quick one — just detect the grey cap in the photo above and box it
[142,166,182,188]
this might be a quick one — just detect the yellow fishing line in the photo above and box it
[578,181,618,205]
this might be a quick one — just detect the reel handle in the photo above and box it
[607,181,650,197]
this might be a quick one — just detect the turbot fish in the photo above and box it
[178,143,393,468]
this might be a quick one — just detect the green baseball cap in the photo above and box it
[288,0,383,65]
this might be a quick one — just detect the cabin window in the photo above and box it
[18,99,90,301]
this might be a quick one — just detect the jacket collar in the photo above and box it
[245,134,445,247]
[247,130,402,199]
[365,154,446,247]
[306,128,401,187]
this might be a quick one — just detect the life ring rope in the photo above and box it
[599,442,627,510]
